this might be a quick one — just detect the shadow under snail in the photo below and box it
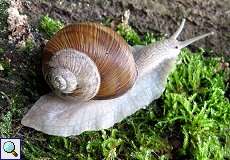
[21,19,214,137]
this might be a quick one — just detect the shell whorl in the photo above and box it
[45,49,101,101]
[48,67,77,93]
[43,23,137,100]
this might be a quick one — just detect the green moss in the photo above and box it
[0,58,11,76]
[0,48,4,55]
[17,38,35,55]
[131,132,172,159]
[116,23,142,45]
[0,111,12,137]
[0,0,8,32]
[39,15,64,38]
[158,49,230,159]
[116,23,164,45]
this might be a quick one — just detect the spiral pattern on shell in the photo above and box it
[45,49,101,101]
[43,22,137,100]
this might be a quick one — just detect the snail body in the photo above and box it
[22,19,214,136]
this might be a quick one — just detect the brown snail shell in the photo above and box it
[42,23,138,100]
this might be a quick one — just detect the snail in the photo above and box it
[41,22,137,101]
[21,19,214,137]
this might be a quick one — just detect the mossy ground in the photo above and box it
[0,11,229,160]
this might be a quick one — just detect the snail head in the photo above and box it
[143,19,214,60]
[168,18,214,50]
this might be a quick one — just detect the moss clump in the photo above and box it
[39,15,64,38]
[17,38,35,55]
[157,49,230,159]
[0,111,12,137]
[116,23,163,46]
[116,23,142,45]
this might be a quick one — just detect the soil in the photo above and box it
[20,0,230,57]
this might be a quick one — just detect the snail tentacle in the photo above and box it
[178,32,215,49]
[171,18,186,40]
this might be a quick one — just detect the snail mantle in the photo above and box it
[21,19,214,137]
